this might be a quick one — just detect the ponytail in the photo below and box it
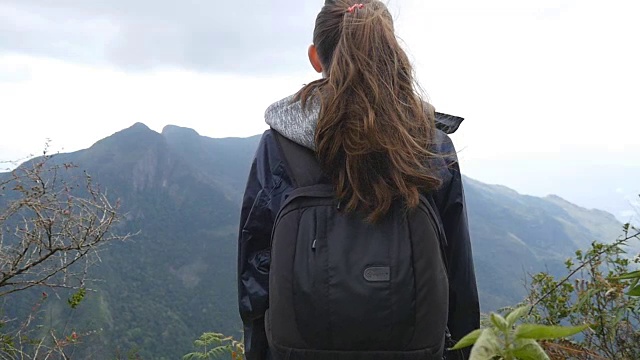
[297,0,441,222]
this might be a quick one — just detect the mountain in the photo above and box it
[464,158,640,225]
[161,125,262,202]
[464,178,626,309]
[0,124,626,359]
[1,123,260,359]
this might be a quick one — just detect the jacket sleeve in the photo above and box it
[435,138,480,349]
[238,131,292,360]
[237,134,274,360]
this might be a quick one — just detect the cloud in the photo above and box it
[0,61,31,82]
[0,53,316,164]
[0,0,321,74]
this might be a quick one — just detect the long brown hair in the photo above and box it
[297,0,442,222]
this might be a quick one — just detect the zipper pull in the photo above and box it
[311,239,317,251]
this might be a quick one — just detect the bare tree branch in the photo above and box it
[0,154,131,298]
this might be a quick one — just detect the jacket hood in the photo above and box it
[265,94,464,150]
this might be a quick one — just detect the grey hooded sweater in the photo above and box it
[264,94,464,150]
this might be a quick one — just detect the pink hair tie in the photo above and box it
[347,3,365,13]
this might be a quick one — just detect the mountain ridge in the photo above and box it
[0,122,626,359]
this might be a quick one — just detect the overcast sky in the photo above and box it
[0,0,638,218]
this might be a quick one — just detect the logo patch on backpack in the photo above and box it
[363,267,391,282]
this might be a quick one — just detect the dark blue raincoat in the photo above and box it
[238,114,480,360]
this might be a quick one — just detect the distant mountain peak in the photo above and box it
[130,122,151,131]
[162,125,200,138]
[87,122,163,156]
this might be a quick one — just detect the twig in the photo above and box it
[529,231,640,315]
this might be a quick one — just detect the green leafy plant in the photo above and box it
[183,332,244,360]
[527,227,640,359]
[613,269,640,296]
[67,287,87,309]
[611,223,640,297]
[452,306,588,359]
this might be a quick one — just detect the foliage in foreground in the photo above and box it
[454,222,640,359]
[525,225,640,359]
[0,149,128,296]
[451,305,588,359]
[183,332,244,360]
[0,151,129,359]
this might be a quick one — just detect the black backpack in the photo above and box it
[266,131,450,360]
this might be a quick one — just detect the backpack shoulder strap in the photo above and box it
[272,129,325,187]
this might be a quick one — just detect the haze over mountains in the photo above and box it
[464,158,640,225]
[1,123,628,359]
